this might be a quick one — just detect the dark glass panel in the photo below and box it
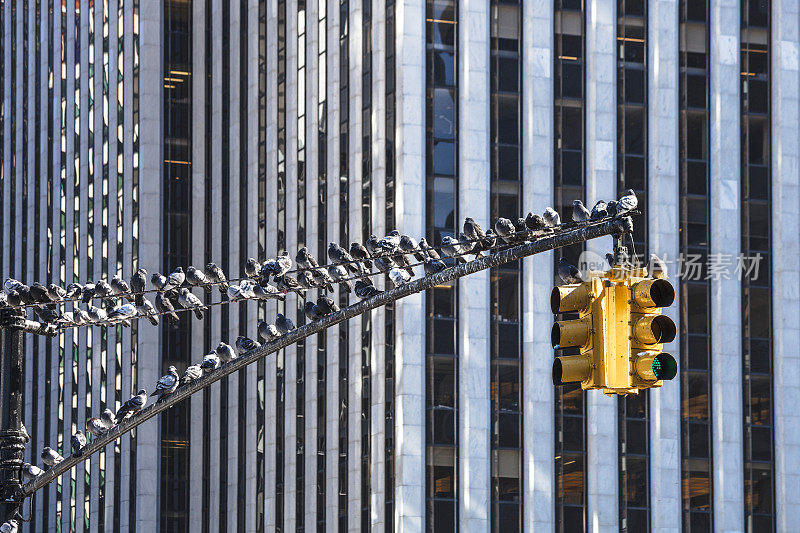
[560,106,583,150]
[623,457,648,507]
[624,108,644,155]
[686,161,707,195]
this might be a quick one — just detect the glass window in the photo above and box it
[433,88,456,139]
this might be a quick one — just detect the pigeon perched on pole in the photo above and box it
[180,364,203,385]
[365,234,382,256]
[107,303,136,327]
[78,283,95,304]
[261,251,293,282]
[296,247,320,270]
[130,268,147,304]
[328,243,363,275]
[275,275,307,301]
[33,305,60,324]
[327,265,353,293]
[3,278,24,295]
[155,292,180,328]
[116,390,148,421]
[389,268,412,287]
[590,200,608,220]
[201,352,220,371]
[71,430,87,457]
[110,275,134,302]
[525,212,546,231]
[558,257,583,284]
[86,416,112,437]
[618,189,638,213]
[65,282,83,300]
[459,232,480,259]
[135,297,160,326]
[315,295,339,315]
[275,313,296,335]
[151,367,179,403]
[253,282,285,301]
[349,242,372,269]
[151,273,167,291]
[440,236,466,264]
[94,280,116,307]
[304,301,325,321]
[374,256,395,274]
[354,279,382,299]
[234,335,261,355]
[30,282,56,307]
[245,258,262,279]
[86,305,108,324]
[463,217,487,253]
[419,238,441,260]
[216,341,238,362]
[204,262,229,294]
[310,268,335,293]
[543,207,561,228]
[494,218,517,244]
[296,270,316,290]
[48,284,67,301]
[399,235,425,261]
[606,200,619,217]
[178,288,208,319]
[258,321,281,342]
[378,230,402,253]
[163,267,186,293]
[101,408,117,428]
[41,447,64,467]
[226,283,245,302]
[572,200,591,222]
[424,258,446,275]
[21,462,44,481]
[186,266,213,293]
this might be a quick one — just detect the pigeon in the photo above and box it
[354,279,381,299]
[389,268,412,287]
[3,278,25,295]
[64,283,83,300]
[80,283,96,304]
[516,217,529,234]
[94,280,116,306]
[155,293,180,328]
[525,212,546,231]
[349,242,372,268]
[116,389,148,420]
[424,258,446,275]
[440,236,466,264]
[48,283,67,301]
[73,308,90,326]
[135,297,160,326]
[328,243,362,275]
[86,305,108,324]
[365,234,382,256]
[216,341,238,362]
[606,200,619,217]
[391,249,416,275]
[310,268,335,293]
[275,313,296,335]
[0,519,18,533]
[245,258,262,279]
[130,268,147,304]
[5,290,21,308]
[275,275,306,300]
[235,335,261,355]
[590,200,608,220]
[227,283,245,302]
[261,251,292,282]
[86,416,111,437]
[252,283,285,301]
[30,282,56,306]
[200,352,220,371]
[558,256,583,284]
[163,267,186,292]
[459,232,480,258]
[41,447,64,467]
[296,270,316,290]
[21,462,44,481]
[304,301,325,321]
[378,230,402,253]
[71,430,87,456]
[649,253,668,279]
[543,207,561,228]
[463,217,487,253]
[178,288,207,319]
[101,408,116,428]
[316,296,339,315]
[110,275,133,302]
[204,262,229,294]
[151,366,179,402]
[180,364,203,385]
[494,218,517,244]
[16,285,35,305]
[374,256,395,273]
[186,266,212,293]
[150,272,167,291]
[258,321,281,341]
[296,247,320,270]
[482,229,498,250]
[107,303,136,327]
[419,238,441,260]
[618,189,638,212]
[33,305,60,324]
[327,265,353,293]
[572,200,591,222]
[399,235,425,261]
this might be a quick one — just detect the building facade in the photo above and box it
[1,0,799,531]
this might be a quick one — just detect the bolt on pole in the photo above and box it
[0,308,26,522]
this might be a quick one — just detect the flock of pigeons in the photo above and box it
[1,190,639,522]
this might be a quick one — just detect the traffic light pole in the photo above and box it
[0,309,27,522]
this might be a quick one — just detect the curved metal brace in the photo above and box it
[17,216,632,502]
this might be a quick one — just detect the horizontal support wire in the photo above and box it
[16,215,632,502]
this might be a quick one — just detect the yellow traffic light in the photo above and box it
[550,266,677,395]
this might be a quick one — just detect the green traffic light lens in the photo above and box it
[652,353,677,380]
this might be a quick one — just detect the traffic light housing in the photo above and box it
[551,266,677,395]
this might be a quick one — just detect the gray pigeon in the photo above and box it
[101,408,116,428]
[216,341,238,362]
[86,416,111,437]
[463,217,487,253]
[48,283,67,301]
[328,243,362,275]
[374,256,395,273]
[180,364,203,385]
[304,301,325,321]
[163,267,185,292]
[399,235,425,261]
[590,200,608,220]
[310,268,335,293]
[543,207,561,227]
[261,251,292,282]
[424,258,446,275]
[440,236,466,264]
[296,270,316,289]
[130,268,147,303]
[252,283,285,301]
[316,296,339,315]
[65,282,83,300]
[389,268,412,287]
[33,305,60,324]
[110,275,133,302]
[275,313,296,335]
[525,212,546,231]
[296,246,320,270]
[618,189,638,212]
[365,234,382,256]
[572,200,591,222]
[135,297,160,326]
[327,265,353,293]
[227,283,245,301]
[494,218,517,244]
[245,258,262,279]
[558,256,583,284]
[349,242,373,268]
[155,292,180,328]
[258,321,281,341]
[3,278,25,294]
[29,282,55,306]
[354,279,381,299]
[204,262,229,294]
[378,230,402,253]
[116,390,148,420]
[275,275,306,301]
[150,367,179,403]
[21,462,44,481]
[186,266,212,293]
[606,200,619,217]
[41,446,64,467]
[459,232,480,258]
[200,352,220,371]
[94,280,116,306]
[151,273,167,291]
[71,430,87,456]
[87,305,108,324]
[107,303,136,327]
[419,238,441,260]
[178,288,207,319]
